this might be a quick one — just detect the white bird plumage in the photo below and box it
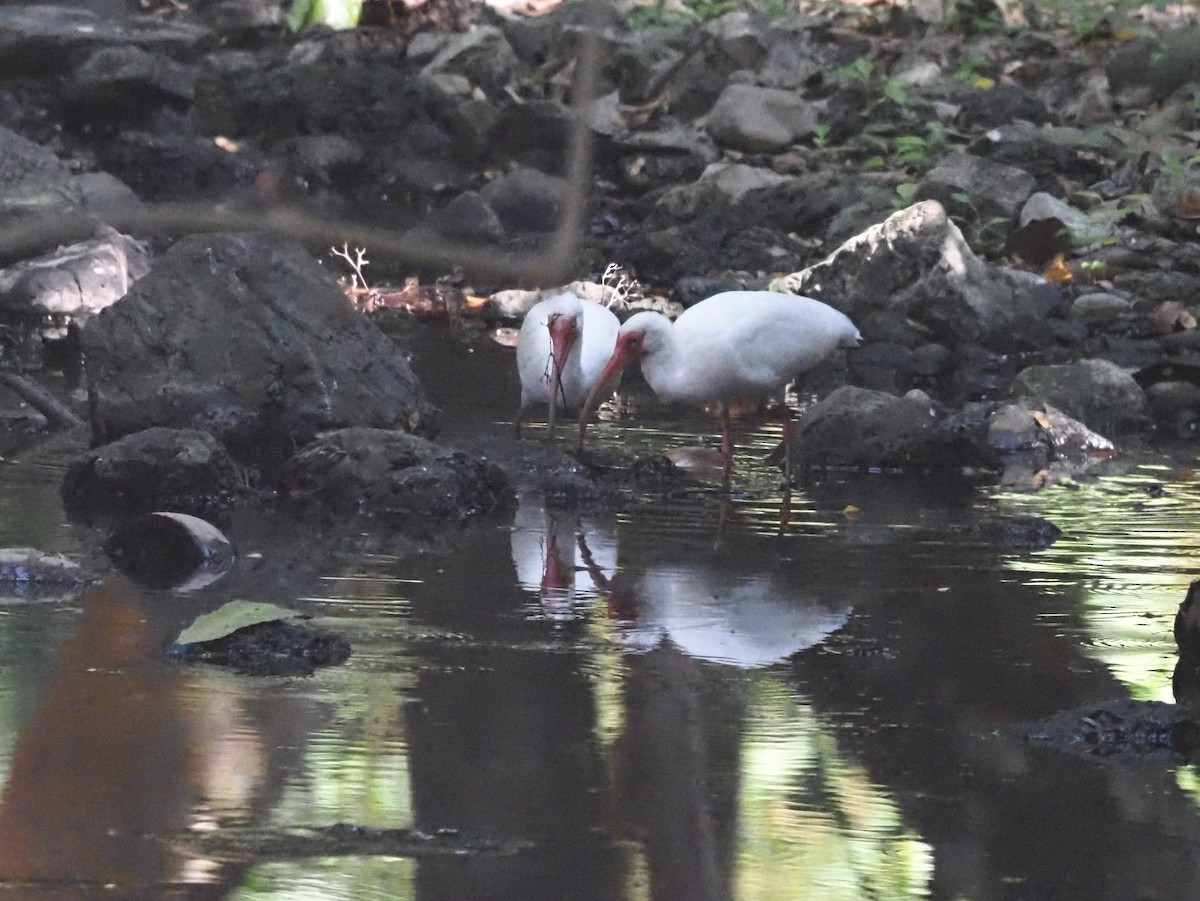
[577,290,861,480]
[514,292,620,440]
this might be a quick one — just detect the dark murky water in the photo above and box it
[1,325,1200,899]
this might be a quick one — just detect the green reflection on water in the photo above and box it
[230,856,414,901]
[999,463,1200,702]
[735,678,932,900]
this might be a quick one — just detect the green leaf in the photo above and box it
[286,0,362,31]
[175,600,305,646]
[883,78,908,106]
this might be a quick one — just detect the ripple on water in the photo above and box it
[1000,461,1200,702]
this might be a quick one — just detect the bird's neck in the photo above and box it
[641,333,684,399]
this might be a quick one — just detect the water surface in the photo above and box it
[0,327,1197,899]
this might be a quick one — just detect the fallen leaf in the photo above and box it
[1033,410,1052,429]
[175,600,305,647]
[1172,193,1200,220]
[1043,253,1073,283]
[1151,300,1197,333]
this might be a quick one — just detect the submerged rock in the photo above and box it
[0,547,87,601]
[279,427,510,530]
[173,619,351,676]
[1024,699,1200,761]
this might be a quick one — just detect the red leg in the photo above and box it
[780,402,794,482]
[720,403,733,489]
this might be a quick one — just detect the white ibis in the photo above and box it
[514,292,620,442]
[577,291,861,482]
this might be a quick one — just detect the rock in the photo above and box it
[918,151,1036,219]
[501,0,626,67]
[757,32,823,90]
[1012,358,1149,435]
[431,190,503,242]
[172,613,351,676]
[606,29,684,104]
[705,83,818,152]
[421,25,518,94]
[104,511,234,590]
[489,100,571,173]
[1107,25,1200,100]
[772,200,1048,351]
[280,428,510,532]
[847,342,915,394]
[1069,292,1134,328]
[0,228,150,335]
[77,233,437,470]
[0,4,209,75]
[794,385,998,473]
[1111,270,1200,308]
[976,122,1114,192]
[61,427,245,523]
[283,134,365,182]
[1018,191,1112,247]
[67,45,195,126]
[658,162,793,213]
[704,11,772,70]
[480,167,567,232]
[1023,698,1198,760]
[0,548,86,596]
[614,124,720,190]
[1146,381,1200,436]
[986,402,1114,488]
[192,57,431,150]
[950,82,1054,128]
[655,38,749,120]
[0,125,137,217]
[96,130,265,202]
[443,96,501,161]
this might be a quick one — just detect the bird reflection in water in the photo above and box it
[511,487,618,621]
[511,488,849,666]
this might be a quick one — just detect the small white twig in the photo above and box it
[599,262,641,308]
[330,243,371,291]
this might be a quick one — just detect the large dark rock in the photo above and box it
[795,385,999,474]
[61,426,245,522]
[279,428,510,532]
[773,200,1051,352]
[1011,358,1149,436]
[77,233,437,469]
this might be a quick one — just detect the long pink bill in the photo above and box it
[575,336,639,452]
[546,314,577,444]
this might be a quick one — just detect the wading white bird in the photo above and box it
[577,291,861,482]
[514,292,621,442]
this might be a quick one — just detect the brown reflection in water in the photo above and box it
[612,643,745,901]
[0,578,196,894]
